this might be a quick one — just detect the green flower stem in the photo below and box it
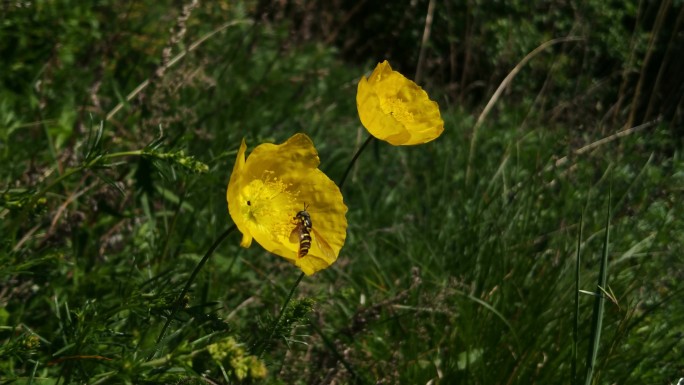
[142,348,205,368]
[103,150,144,158]
[151,224,237,357]
[338,134,374,190]
[257,134,375,358]
[258,271,305,358]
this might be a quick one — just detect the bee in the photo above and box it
[291,204,335,259]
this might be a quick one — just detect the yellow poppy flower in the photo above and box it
[226,133,347,276]
[356,60,444,145]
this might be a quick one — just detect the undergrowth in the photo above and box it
[1,1,683,384]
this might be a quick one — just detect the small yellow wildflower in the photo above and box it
[227,133,347,275]
[207,337,268,381]
[357,60,444,145]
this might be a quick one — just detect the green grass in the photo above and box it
[2,1,684,384]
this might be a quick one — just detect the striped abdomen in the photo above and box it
[297,225,312,258]
[295,209,313,258]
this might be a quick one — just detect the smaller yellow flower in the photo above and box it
[207,337,268,381]
[357,60,444,145]
[226,134,347,276]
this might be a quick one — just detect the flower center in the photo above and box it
[241,171,299,238]
[379,96,415,123]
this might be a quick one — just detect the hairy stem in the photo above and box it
[258,271,305,358]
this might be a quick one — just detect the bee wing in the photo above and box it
[310,228,336,260]
[289,223,302,244]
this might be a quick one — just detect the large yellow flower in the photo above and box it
[357,60,444,145]
[226,134,347,276]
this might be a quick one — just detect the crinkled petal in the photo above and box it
[357,60,444,146]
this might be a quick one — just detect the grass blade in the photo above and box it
[572,213,584,385]
[584,189,611,385]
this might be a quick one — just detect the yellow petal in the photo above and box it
[357,60,444,146]
[240,233,253,248]
[226,134,347,275]
[227,139,248,240]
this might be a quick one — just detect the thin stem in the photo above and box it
[309,321,361,381]
[572,214,584,385]
[415,0,436,84]
[151,224,237,358]
[465,36,582,187]
[257,133,373,358]
[103,150,144,159]
[34,166,85,202]
[32,150,145,204]
[338,134,374,189]
[106,19,253,121]
[583,189,611,385]
[258,271,305,358]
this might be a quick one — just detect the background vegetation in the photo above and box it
[1,0,683,384]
